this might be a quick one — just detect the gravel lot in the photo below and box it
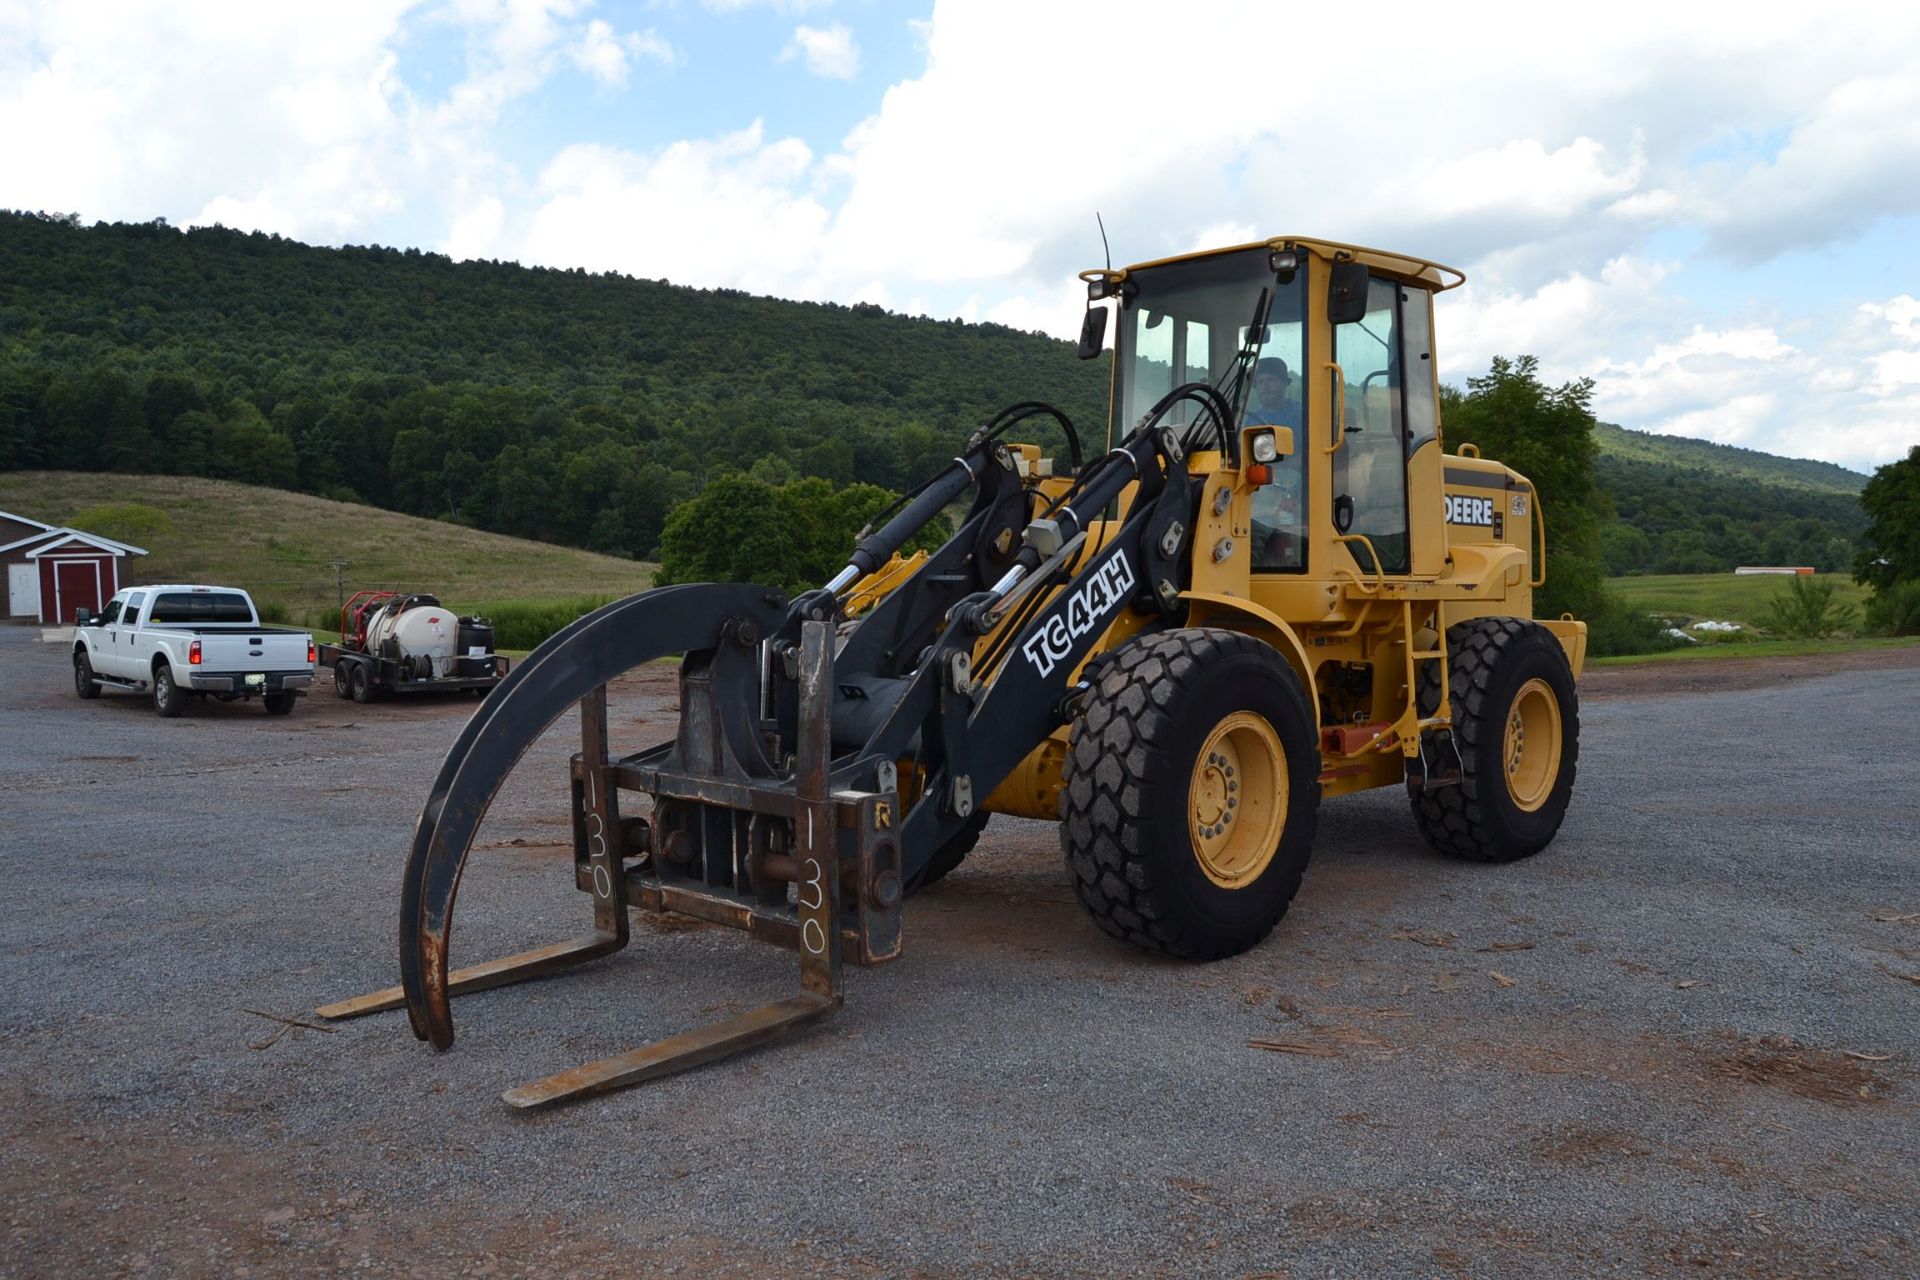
[3,622,1917,1278]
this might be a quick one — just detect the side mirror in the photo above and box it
[75,608,94,626]
[1328,262,1369,325]
[1077,306,1107,359]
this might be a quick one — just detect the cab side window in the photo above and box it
[98,597,123,627]
[1332,277,1411,574]
[121,592,146,626]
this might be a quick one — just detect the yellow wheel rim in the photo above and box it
[1188,712,1288,889]
[1503,678,1563,812]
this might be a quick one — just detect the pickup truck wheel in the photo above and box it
[73,650,101,699]
[333,661,351,698]
[263,691,296,716]
[152,663,186,718]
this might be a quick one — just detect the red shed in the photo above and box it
[9,529,148,624]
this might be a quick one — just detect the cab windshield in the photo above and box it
[1114,247,1309,571]
[1113,248,1305,444]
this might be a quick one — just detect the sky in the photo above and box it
[3,0,1918,474]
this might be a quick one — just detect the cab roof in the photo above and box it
[1114,236,1466,293]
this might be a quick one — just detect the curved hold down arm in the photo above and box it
[399,582,789,1050]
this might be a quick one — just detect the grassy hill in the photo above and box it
[1594,421,1867,494]
[1,471,653,635]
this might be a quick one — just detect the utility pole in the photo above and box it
[331,559,349,621]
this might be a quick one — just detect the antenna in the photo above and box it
[1096,212,1111,273]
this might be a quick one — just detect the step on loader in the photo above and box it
[320,237,1587,1106]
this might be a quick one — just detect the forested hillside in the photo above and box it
[1596,453,1865,574]
[0,210,1863,574]
[1593,421,1865,495]
[0,210,1104,558]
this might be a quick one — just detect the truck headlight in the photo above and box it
[1250,430,1279,463]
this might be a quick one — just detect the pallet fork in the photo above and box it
[317,593,888,1107]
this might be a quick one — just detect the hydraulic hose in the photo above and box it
[951,381,1222,633]
[824,452,985,594]
[814,401,1085,602]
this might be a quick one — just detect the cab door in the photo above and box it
[1329,275,1443,577]
[109,590,148,679]
[90,593,128,677]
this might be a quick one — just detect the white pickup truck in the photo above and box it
[72,585,316,717]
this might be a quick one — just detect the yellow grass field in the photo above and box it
[1,471,654,623]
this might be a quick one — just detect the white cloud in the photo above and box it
[6,0,1920,468]
[445,194,506,260]
[780,23,859,81]
[1702,76,1920,261]
[567,19,677,87]
[701,0,830,13]
[521,125,832,289]
[0,2,414,241]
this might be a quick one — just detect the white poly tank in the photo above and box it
[368,601,457,677]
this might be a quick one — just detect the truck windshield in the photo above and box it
[1114,247,1303,443]
[148,592,254,624]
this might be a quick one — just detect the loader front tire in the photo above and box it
[1062,628,1320,961]
[1409,617,1578,862]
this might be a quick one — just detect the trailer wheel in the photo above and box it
[1409,617,1579,862]
[348,663,376,704]
[153,663,186,718]
[74,650,101,699]
[1062,628,1320,961]
[333,661,351,698]
[907,810,989,893]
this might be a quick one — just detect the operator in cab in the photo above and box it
[1245,357,1300,428]
[1246,356,1306,569]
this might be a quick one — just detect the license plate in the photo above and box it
[246,673,265,687]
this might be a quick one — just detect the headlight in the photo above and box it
[1250,430,1279,463]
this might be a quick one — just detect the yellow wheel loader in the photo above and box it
[321,236,1585,1106]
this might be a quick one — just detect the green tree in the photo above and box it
[654,475,938,593]
[1757,575,1859,639]
[654,474,791,589]
[1442,356,1606,623]
[1855,445,1920,591]
[1600,524,1652,576]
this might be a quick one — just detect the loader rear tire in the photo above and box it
[907,810,989,893]
[1409,617,1578,863]
[1062,628,1319,961]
